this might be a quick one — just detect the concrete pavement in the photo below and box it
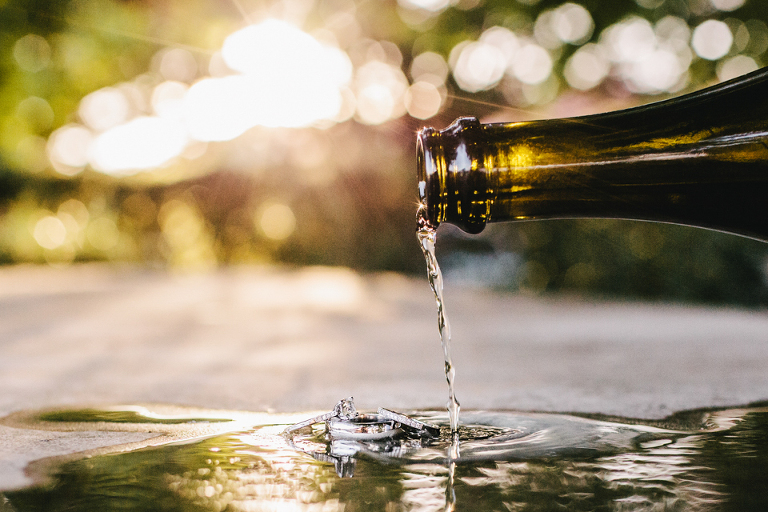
[1,263,767,490]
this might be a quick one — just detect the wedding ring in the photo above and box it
[328,414,402,440]
[378,408,441,436]
[283,398,438,441]
[283,397,358,434]
[283,410,338,434]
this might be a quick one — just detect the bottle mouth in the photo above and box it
[416,127,433,204]
[417,126,439,229]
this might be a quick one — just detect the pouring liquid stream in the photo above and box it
[418,205,461,435]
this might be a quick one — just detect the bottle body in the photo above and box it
[417,67,768,240]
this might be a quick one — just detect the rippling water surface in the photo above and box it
[3,405,768,511]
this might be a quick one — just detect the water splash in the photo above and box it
[417,205,460,434]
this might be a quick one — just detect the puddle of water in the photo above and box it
[37,405,232,425]
[3,405,768,511]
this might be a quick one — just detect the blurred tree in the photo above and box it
[0,0,766,305]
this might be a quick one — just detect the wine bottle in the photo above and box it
[417,67,768,241]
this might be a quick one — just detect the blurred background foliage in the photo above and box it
[1,0,767,305]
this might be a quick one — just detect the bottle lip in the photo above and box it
[417,126,439,229]
[416,126,433,206]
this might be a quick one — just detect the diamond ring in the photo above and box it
[283,397,440,440]
[283,397,358,434]
[378,408,441,437]
[328,414,401,440]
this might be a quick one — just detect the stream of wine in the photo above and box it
[417,205,460,436]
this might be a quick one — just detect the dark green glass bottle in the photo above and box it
[417,67,768,241]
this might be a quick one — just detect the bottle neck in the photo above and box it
[417,67,768,240]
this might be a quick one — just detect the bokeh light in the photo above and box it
[405,81,443,119]
[397,0,452,13]
[33,216,67,250]
[534,3,593,48]
[79,88,132,132]
[410,51,450,86]
[564,43,609,90]
[600,16,691,93]
[354,60,409,124]
[258,203,297,241]
[710,0,746,11]
[450,41,507,92]
[46,125,93,175]
[511,43,553,85]
[13,34,51,72]
[89,116,188,175]
[717,54,759,81]
[692,20,733,60]
[1,0,767,306]
[46,18,357,175]
[156,48,199,83]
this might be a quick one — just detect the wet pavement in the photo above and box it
[1,263,768,490]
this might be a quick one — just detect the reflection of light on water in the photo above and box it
[400,466,450,511]
[596,434,725,509]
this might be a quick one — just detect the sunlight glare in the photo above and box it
[354,60,408,124]
[79,87,131,132]
[181,19,353,138]
[89,116,188,175]
[152,81,188,120]
[47,124,93,175]
[157,48,199,83]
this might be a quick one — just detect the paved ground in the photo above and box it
[1,263,768,490]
